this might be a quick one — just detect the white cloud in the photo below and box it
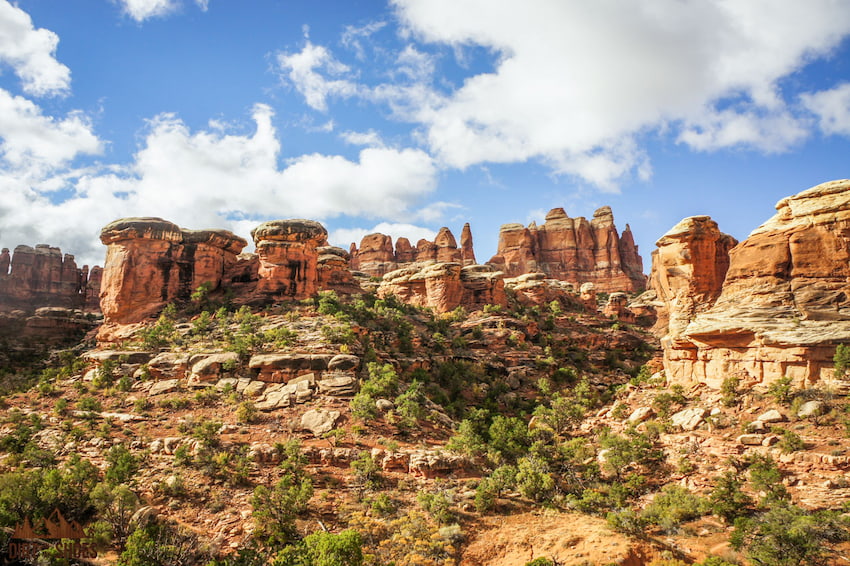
[117,0,178,22]
[0,0,70,96]
[195,0,209,11]
[801,83,850,136]
[384,0,850,187]
[340,129,383,147]
[0,89,102,170]
[341,21,387,60]
[0,104,438,266]
[330,222,437,250]
[276,41,360,112]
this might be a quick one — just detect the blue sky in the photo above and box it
[2,0,850,269]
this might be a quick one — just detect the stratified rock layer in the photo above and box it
[656,180,850,389]
[252,220,328,300]
[100,218,247,325]
[488,206,645,293]
[349,225,474,277]
[378,262,506,313]
[0,244,101,313]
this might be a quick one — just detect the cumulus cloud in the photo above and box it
[0,104,438,266]
[801,83,850,136]
[0,89,102,170]
[385,0,850,186]
[265,0,850,189]
[330,222,437,250]
[341,21,387,60]
[0,0,70,96]
[276,41,360,112]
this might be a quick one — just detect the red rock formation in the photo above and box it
[655,180,850,389]
[252,219,327,300]
[460,223,476,266]
[488,206,645,293]
[350,226,476,277]
[0,244,101,313]
[349,233,395,276]
[378,262,506,313]
[99,218,247,325]
[317,245,362,295]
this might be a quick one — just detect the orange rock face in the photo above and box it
[350,225,476,277]
[99,218,247,325]
[654,180,850,389]
[378,262,506,313]
[0,244,101,313]
[488,206,645,293]
[317,246,362,295]
[252,220,327,300]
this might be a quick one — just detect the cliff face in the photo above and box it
[653,179,850,389]
[487,206,645,293]
[0,244,102,313]
[99,218,247,325]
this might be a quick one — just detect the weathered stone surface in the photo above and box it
[670,407,707,431]
[627,406,654,424]
[737,433,765,446]
[655,180,850,389]
[797,400,827,419]
[99,218,246,327]
[460,223,476,266]
[758,409,785,423]
[378,262,464,313]
[248,353,333,383]
[317,374,357,396]
[0,244,101,313]
[252,219,327,300]
[317,246,361,295]
[149,379,181,396]
[602,292,635,323]
[300,409,341,436]
[488,206,645,293]
[190,352,240,383]
[328,354,360,371]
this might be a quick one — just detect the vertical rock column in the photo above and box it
[99,218,186,324]
[252,220,327,300]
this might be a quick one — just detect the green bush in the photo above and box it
[105,445,140,485]
[708,470,752,522]
[641,485,706,533]
[251,472,313,548]
[118,519,204,566]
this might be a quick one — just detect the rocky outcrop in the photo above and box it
[487,206,645,293]
[252,219,328,300]
[655,180,850,389]
[378,262,506,313]
[99,218,247,325]
[649,216,737,340]
[317,246,362,295]
[349,225,476,277]
[0,244,101,313]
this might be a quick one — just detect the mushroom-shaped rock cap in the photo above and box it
[182,229,248,254]
[251,219,328,244]
[317,246,350,261]
[100,218,183,244]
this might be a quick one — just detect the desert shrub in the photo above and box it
[767,376,795,405]
[745,453,789,504]
[598,427,664,480]
[236,401,258,424]
[834,343,850,378]
[708,470,752,522]
[641,485,706,533]
[251,472,313,548]
[274,529,364,566]
[118,519,205,566]
[731,504,850,566]
[350,452,381,490]
[720,376,740,407]
[89,482,139,549]
[515,456,555,502]
[417,488,456,525]
[105,445,140,485]
[779,429,805,453]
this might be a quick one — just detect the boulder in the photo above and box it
[757,409,785,423]
[300,409,341,436]
[797,400,827,419]
[328,354,360,371]
[737,434,765,446]
[148,379,180,396]
[670,407,708,431]
[317,374,357,396]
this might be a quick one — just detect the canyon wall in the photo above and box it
[487,206,645,293]
[653,179,850,389]
[0,244,101,313]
